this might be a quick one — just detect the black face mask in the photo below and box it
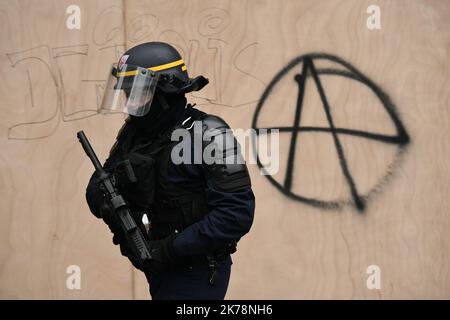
[129,90,187,138]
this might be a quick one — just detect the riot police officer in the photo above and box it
[85,42,255,300]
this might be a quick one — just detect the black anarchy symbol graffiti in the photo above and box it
[251,53,410,212]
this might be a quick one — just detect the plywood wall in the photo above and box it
[0,0,449,299]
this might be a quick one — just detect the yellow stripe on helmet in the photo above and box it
[148,59,184,72]
[116,59,186,77]
[116,70,140,77]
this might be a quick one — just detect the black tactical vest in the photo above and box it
[109,106,209,240]
[149,108,209,240]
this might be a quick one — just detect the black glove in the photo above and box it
[97,197,120,234]
[142,233,178,275]
[114,229,146,270]
[102,209,177,274]
[99,200,129,249]
[115,233,178,274]
[112,211,151,269]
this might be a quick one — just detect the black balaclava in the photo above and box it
[128,89,187,141]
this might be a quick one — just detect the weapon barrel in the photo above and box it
[77,130,105,174]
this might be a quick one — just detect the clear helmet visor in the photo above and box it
[100,63,160,117]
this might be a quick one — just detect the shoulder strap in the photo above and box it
[176,104,207,131]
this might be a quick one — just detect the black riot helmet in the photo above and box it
[119,42,208,94]
[100,42,208,117]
